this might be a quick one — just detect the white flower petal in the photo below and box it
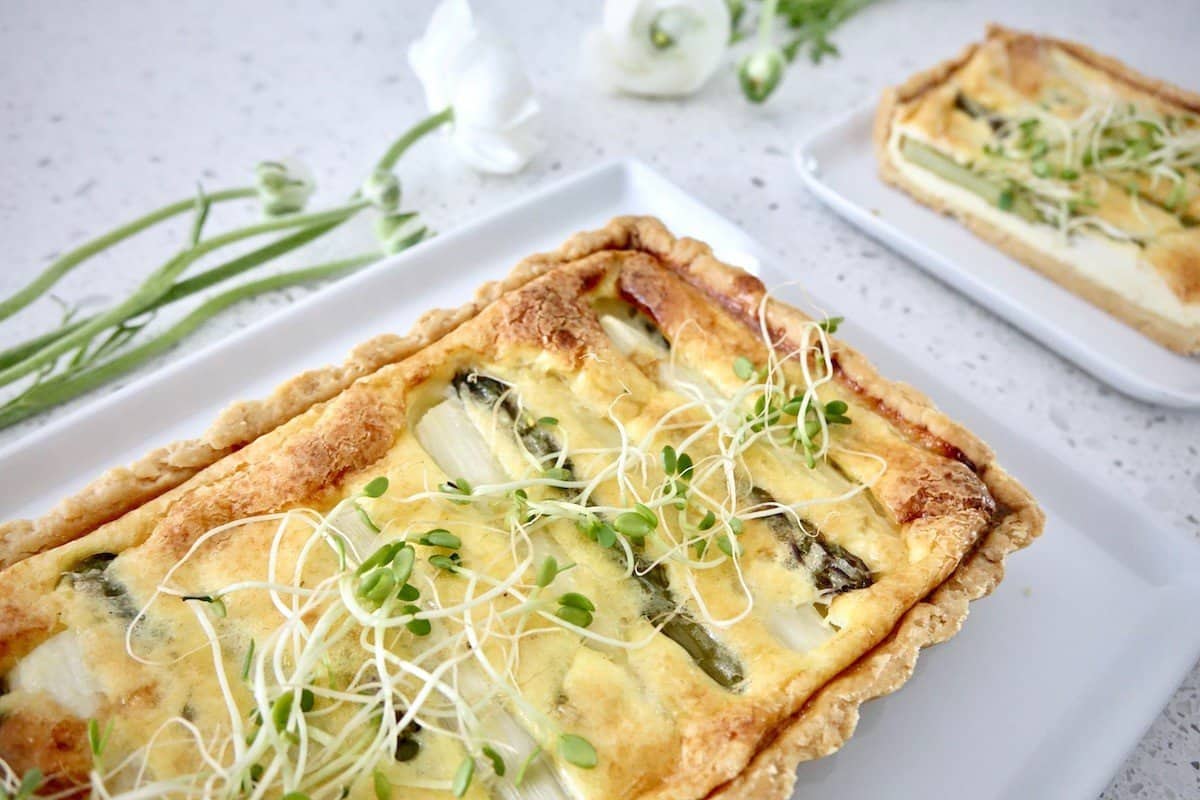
[409,0,543,174]
[407,0,480,112]
[585,0,731,98]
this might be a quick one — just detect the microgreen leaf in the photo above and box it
[537,416,558,427]
[698,510,717,531]
[558,734,598,769]
[182,594,227,618]
[717,534,743,558]
[373,769,392,800]
[596,523,618,549]
[558,592,596,612]
[356,504,381,534]
[555,606,594,628]
[677,452,694,480]
[362,476,389,498]
[241,638,255,681]
[418,529,461,549]
[662,444,677,474]
[389,545,415,585]
[515,745,542,786]
[271,691,295,732]
[733,355,756,381]
[614,512,652,541]
[430,554,459,571]
[452,756,475,797]
[817,315,843,334]
[482,745,506,776]
[536,555,559,588]
[439,479,473,504]
[357,541,402,576]
[402,605,431,636]
[543,466,573,482]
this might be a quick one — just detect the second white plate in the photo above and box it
[796,104,1200,409]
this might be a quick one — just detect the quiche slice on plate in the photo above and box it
[0,217,1042,799]
[876,24,1200,355]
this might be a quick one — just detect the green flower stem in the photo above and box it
[0,186,256,324]
[757,0,779,46]
[0,253,380,430]
[0,220,346,371]
[373,107,454,173]
[0,199,369,389]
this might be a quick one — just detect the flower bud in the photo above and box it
[374,212,428,255]
[254,158,315,216]
[361,170,402,212]
[738,48,785,103]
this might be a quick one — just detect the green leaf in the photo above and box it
[536,555,559,588]
[596,524,618,549]
[452,756,475,797]
[698,510,717,531]
[733,356,756,381]
[662,444,677,474]
[357,541,403,576]
[281,793,311,800]
[271,691,295,732]
[717,534,743,558]
[614,512,653,540]
[542,466,574,482]
[404,606,432,637]
[558,733,598,769]
[558,592,596,612]
[515,746,542,786]
[241,638,255,681]
[373,769,392,800]
[418,529,461,549]
[555,606,594,628]
[430,554,459,571]
[824,400,848,416]
[818,315,844,334]
[675,452,693,480]
[362,476,390,498]
[390,546,416,585]
[482,745,506,776]
[537,416,558,427]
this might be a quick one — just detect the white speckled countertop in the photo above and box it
[1,1,1197,796]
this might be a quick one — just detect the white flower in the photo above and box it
[585,0,731,98]
[408,0,542,175]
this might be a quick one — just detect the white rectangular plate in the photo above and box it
[796,104,1200,408]
[3,160,1198,800]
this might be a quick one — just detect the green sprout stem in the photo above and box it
[0,253,380,429]
[0,220,345,371]
[0,199,369,389]
[374,107,454,174]
[0,186,256,324]
[0,105,451,427]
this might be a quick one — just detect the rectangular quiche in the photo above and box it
[0,218,1042,800]
[876,24,1200,354]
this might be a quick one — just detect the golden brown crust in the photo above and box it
[0,254,577,570]
[0,216,1043,797]
[874,24,1200,356]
